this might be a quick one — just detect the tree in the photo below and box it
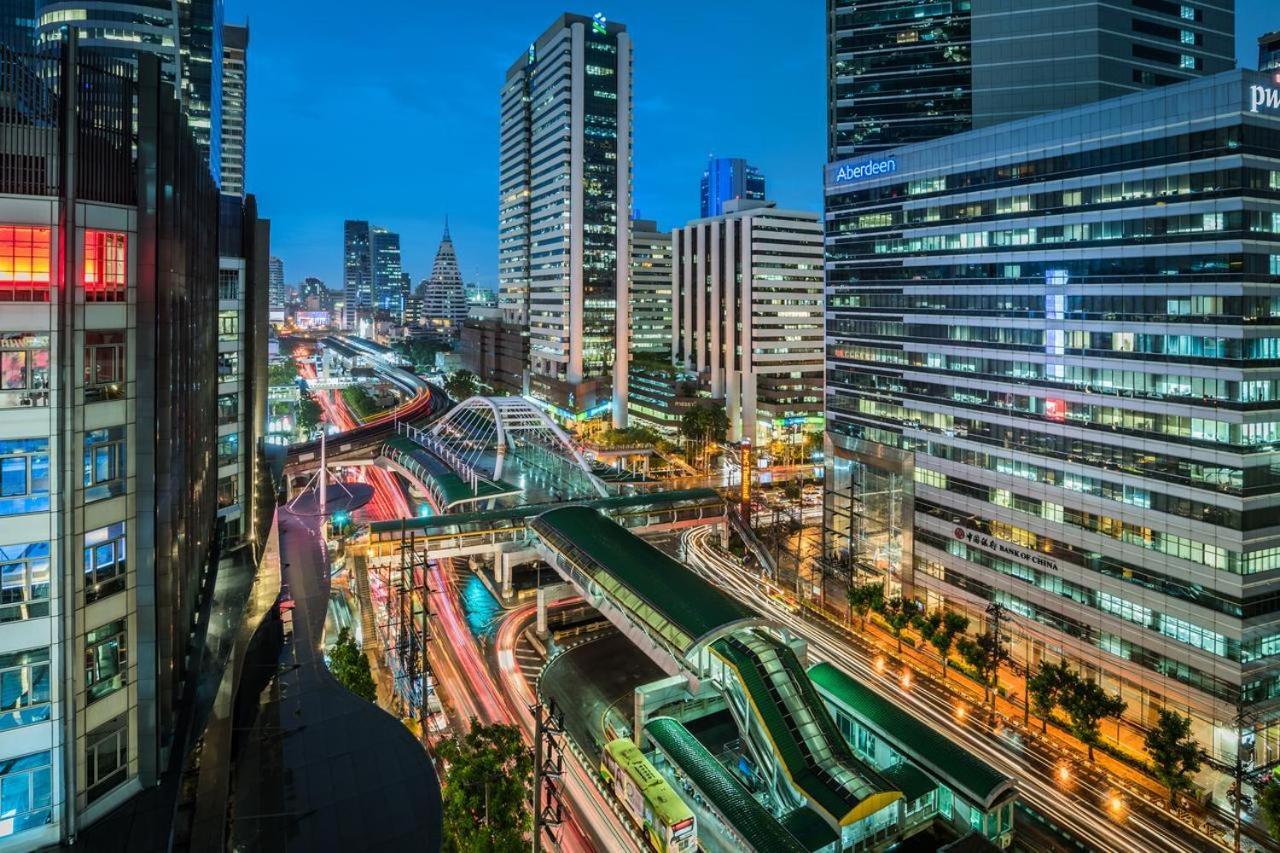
[1028,659,1075,734]
[924,611,969,678]
[444,369,478,402]
[296,392,322,434]
[680,404,729,468]
[268,359,299,387]
[327,628,376,702]
[957,629,1009,705]
[1259,781,1280,841]
[436,722,533,852]
[1143,708,1203,807]
[878,596,918,654]
[846,582,883,629]
[1060,678,1127,761]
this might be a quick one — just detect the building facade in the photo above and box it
[0,44,225,847]
[700,157,766,218]
[499,12,632,426]
[1261,31,1280,72]
[824,69,1280,766]
[267,255,284,309]
[36,0,224,177]
[219,22,247,196]
[826,0,1234,160]
[458,320,526,397]
[630,218,672,355]
[422,223,467,339]
[342,219,372,327]
[673,201,824,446]
[370,225,402,316]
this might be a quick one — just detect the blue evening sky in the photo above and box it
[224,1,1277,292]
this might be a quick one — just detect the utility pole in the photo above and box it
[531,699,565,853]
[985,601,1010,724]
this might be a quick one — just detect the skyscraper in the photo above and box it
[370,225,403,315]
[826,0,1234,159]
[220,22,248,196]
[343,220,372,327]
[0,0,36,49]
[824,69,1280,766]
[629,219,672,355]
[699,157,766,218]
[36,0,225,176]
[268,255,284,308]
[423,223,467,339]
[499,12,632,426]
[1261,31,1280,71]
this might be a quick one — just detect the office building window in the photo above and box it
[217,351,240,384]
[83,230,126,302]
[84,522,126,603]
[85,619,127,703]
[0,542,49,623]
[83,427,126,503]
[216,432,238,466]
[217,474,239,509]
[0,648,50,731]
[217,392,238,425]
[0,439,49,516]
[84,331,125,402]
[0,333,49,408]
[218,310,238,342]
[86,719,128,803]
[0,751,51,838]
[0,226,51,302]
[218,269,239,300]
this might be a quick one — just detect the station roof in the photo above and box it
[383,437,521,508]
[807,662,1015,809]
[321,337,361,360]
[645,717,818,853]
[366,488,722,538]
[528,505,762,658]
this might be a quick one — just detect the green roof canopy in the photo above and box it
[529,505,762,658]
[646,717,818,853]
[383,436,521,508]
[807,662,1015,809]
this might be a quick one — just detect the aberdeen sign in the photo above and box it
[833,156,898,184]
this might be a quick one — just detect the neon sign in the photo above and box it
[592,12,607,34]
[834,156,897,184]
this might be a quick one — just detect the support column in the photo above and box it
[536,582,575,637]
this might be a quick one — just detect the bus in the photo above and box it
[600,738,697,852]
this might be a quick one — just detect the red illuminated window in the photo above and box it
[0,226,51,302]
[1045,398,1066,422]
[84,231,127,302]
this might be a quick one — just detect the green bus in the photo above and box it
[601,738,697,852]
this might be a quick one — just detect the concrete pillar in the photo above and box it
[536,582,575,637]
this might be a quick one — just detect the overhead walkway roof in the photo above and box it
[528,506,764,660]
[807,662,1015,810]
[646,717,819,853]
[366,488,722,539]
[383,436,521,509]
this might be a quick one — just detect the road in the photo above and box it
[680,524,1247,853]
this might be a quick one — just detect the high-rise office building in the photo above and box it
[700,157,766,218]
[0,44,230,846]
[629,219,672,355]
[36,0,225,177]
[499,12,632,426]
[370,226,403,315]
[0,0,36,49]
[343,220,372,327]
[1261,31,1280,71]
[219,22,247,196]
[422,223,467,339]
[673,201,823,445]
[826,0,1234,159]
[267,255,284,308]
[824,69,1280,766]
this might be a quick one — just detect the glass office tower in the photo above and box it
[825,69,1280,765]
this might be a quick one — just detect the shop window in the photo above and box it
[83,230,126,302]
[0,334,49,408]
[0,227,51,302]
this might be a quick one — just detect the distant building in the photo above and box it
[268,255,284,308]
[370,226,403,315]
[627,361,701,437]
[500,12,632,425]
[220,23,248,195]
[422,223,467,339]
[1261,31,1280,71]
[459,320,525,396]
[699,157,765,218]
[0,0,36,49]
[630,219,672,355]
[343,219,372,326]
[300,275,326,303]
[673,200,823,445]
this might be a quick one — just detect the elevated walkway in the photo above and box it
[710,630,901,841]
[381,435,521,511]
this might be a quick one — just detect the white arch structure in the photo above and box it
[429,396,609,497]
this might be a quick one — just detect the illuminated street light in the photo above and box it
[1107,792,1127,821]
[1056,764,1071,785]
[899,670,912,689]
[874,655,887,674]
[954,704,966,721]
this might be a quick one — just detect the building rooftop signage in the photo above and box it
[833,156,897,185]
[1250,78,1280,114]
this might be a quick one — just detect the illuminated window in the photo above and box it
[84,230,126,302]
[0,227,51,302]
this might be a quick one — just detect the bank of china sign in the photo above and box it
[1250,83,1280,114]
[953,526,1061,573]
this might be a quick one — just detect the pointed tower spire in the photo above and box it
[442,214,450,242]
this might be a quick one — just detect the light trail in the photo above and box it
[681,525,1234,853]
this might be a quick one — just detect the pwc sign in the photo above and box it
[1250,82,1280,114]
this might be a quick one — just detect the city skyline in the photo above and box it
[227,1,1274,291]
